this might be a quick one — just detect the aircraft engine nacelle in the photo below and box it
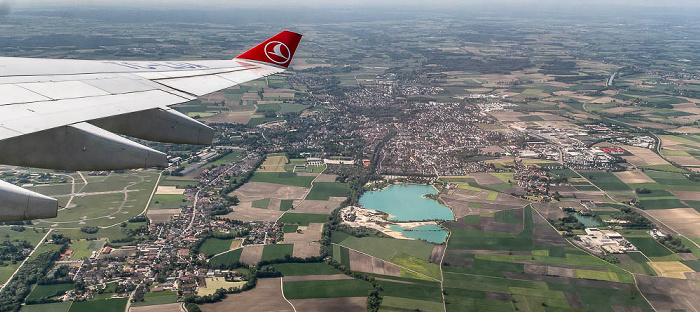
[0,180,57,222]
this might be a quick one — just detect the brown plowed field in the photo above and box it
[200,278,292,312]
[348,249,401,277]
[288,297,366,312]
[239,245,264,265]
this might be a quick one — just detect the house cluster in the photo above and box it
[378,101,515,176]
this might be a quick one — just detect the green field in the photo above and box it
[280,199,294,211]
[20,302,72,312]
[265,263,341,276]
[68,240,104,259]
[283,279,371,299]
[158,178,198,189]
[638,197,687,209]
[494,209,520,224]
[279,213,329,226]
[581,171,631,191]
[27,283,74,301]
[130,291,178,307]
[39,171,159,227]
[305,182,350,200]
[207,151,244,167]
[644,171,700,190]
[150,194,190,210]
[332,245,351,267]
[198,238,234,257]
[331,231,434,262]
[251,198,271,209]
[618,252,657,276]
[68,298,127,312]
[261,244,294,262]
[249,172,315,188]
[381,296,445,312]
[209,249,243,267]
[447,206,533,251]
[624,235,675,258]
[391,252,441,280]
[283,224,299,233]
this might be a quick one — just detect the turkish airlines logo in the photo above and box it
[264,41,291,65]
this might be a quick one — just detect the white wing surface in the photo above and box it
[0,30,302,221]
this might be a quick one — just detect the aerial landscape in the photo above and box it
[1,1,700,311]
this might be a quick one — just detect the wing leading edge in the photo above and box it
[0,30,302,221]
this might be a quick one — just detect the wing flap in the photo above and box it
[156,74,241,97]
[17,81,111,100]
[82,77,158,94]
[0,84,51,105]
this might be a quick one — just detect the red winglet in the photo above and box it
[236,30,303,68]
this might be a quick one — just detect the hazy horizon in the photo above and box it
[8,0,700,10]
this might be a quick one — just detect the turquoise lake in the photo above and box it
[359,184,454,221]
[359,184,454,243]
[389,224,448,244]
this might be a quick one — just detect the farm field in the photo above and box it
[265,263,342,276]
[261,244,294,262]
[68,298,127,312]
[249,172,315,188]
[199,278,291,312]
[131,291,179,307]
[304,182,350,200]
[209,249,243,267]
[439,205,652,311]
[20,302,72,312]
[283,279,372,299]
[330,231,434,262]
[198,238,235,257]
[278,213,329,226]
[26,283,74,301]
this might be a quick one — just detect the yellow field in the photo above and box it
[258,155,288,172]
[650,261,694,279]
[230,239,243,250]
[197,278,246,296]
[574,269,619,282]
[155,186,185,195]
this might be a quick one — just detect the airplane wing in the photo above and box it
[0,30,302,221]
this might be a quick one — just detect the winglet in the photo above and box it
[235,30,303,68]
